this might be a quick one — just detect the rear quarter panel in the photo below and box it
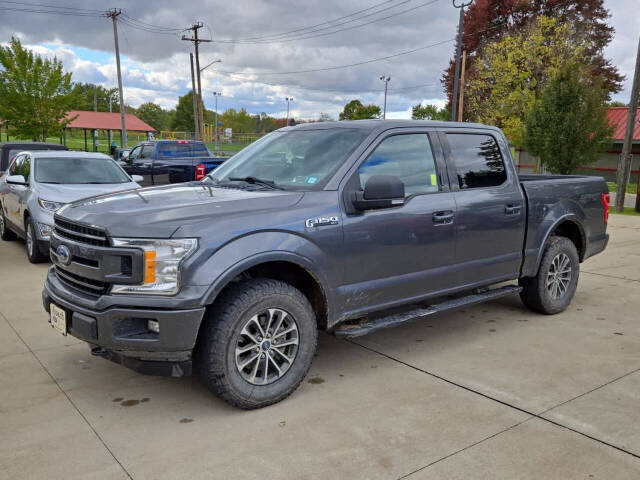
[520,175,608,277]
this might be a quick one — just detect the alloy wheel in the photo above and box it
[234,308,300,386]
[546,252,572,299]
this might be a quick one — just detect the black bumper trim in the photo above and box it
[91,347,192,377]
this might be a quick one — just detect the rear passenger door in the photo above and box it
[340,130,458,314]
[442,130,525,287]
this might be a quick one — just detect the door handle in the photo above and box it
[505,204,521,215]
[433,210,454,225]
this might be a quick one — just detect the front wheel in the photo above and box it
[519,236,579,314]
[196,278,318,409]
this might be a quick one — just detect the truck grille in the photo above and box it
[54,217,108,247]
[55,266,109,296]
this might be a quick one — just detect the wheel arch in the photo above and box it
[534,216,586,274]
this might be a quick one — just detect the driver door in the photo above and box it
[339,130,457,316]
[3,154,28,230]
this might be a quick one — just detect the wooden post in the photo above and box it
[457,50,466,122]
[616,34,640,212]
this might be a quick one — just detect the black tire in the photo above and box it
[519,236,579,314]
[25,217,47,263]
[196,278,318,409]
[0,205,16,241]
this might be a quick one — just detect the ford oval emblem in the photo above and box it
[56,245,71,266]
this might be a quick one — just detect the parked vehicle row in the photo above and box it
[40,120,609,410]
[0,151,142,262]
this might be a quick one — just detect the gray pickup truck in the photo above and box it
[42,120,609,409]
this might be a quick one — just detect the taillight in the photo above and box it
[195,164,206,181]
[602,192,610,224]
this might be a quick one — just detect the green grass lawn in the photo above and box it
[610,206,640,216]
[607,182,638,195]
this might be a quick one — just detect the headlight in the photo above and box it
[38,198,65,212]
[110,238,198,295]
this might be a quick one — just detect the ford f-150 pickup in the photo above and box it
[42,120,609,409]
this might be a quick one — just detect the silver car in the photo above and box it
[0,151,142,263]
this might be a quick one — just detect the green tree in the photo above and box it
[0,37,75,140]
[170,90,196,132]
[135,102,168,131]
[339,100,381,120]
[221,108,259,132]
[524,63,613,174]
[411,103,449,121]
[467,17,586,148]
[69,83,119,112]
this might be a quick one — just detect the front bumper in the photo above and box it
[43,268,206,377]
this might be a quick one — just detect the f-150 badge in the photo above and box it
[305,216,339,228]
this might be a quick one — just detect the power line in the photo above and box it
[214,0,438,44]
[229,0,409,42]
[0,0,102,12]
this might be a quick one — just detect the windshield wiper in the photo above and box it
[228,176,284,190]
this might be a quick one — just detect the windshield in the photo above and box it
[35,157,131,184]
[208,128,367,190]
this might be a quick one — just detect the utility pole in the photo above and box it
[213,91,222,151]
[451,0,472,122]
[190,53,200,139]
[379,75,391,119]
[285,97,293,125]
[107,9,127,148]
[182,23,211,141]
[457,51,466,121]
[616,34,640,212]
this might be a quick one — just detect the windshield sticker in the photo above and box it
[430,173,437,186]
[306,176,318,184]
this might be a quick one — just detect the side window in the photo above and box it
[140,145,154,159]
[19,155,31,181]
[8,155,22,175]
[129,146,142,161]
[447,134,506,189]
[358,134,438,197]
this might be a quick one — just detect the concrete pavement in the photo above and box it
[1,215,639,479]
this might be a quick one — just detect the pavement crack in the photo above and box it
[349,339,640,472]
[581,270,640,283]
[0,311,134,480]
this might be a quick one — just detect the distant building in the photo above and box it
[516,106,640,182]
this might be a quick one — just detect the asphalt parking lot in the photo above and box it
[1,214,640,479]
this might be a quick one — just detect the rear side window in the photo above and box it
[158,142,208,158]
[359,133,438,197]
[447,134,506,189]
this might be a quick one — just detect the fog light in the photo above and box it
[147,320,160,333]
[37,222,53,239]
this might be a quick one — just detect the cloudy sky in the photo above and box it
[1,0,637,121]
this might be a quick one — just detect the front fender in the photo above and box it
[185,231,334,308]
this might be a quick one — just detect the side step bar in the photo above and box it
[334,285,522,339]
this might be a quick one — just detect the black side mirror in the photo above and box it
[351,175,405,211]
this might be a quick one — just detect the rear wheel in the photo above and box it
[0,206,16,241]
[196,278,317,409]
[26,218,47,263]
[519,236,579,314]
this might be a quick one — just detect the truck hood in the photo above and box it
[57,182,304,237]
[37,182,140,205]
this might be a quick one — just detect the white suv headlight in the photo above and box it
[38,198,65,212]
[110,238,198,295]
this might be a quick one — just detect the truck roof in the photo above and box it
[280,119,499,133]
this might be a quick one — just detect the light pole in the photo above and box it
[285,97,293,125]
[197,58,222,141]
[451,0,472,122]
[212,91,222,151]
[379,75,391,119]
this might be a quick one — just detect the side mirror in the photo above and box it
[351,175,405,211]
[6,174,27,185]
[131,175,144,183]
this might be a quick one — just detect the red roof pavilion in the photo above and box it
[64,110,155,132]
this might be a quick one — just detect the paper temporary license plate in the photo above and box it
[50,303,67,336]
